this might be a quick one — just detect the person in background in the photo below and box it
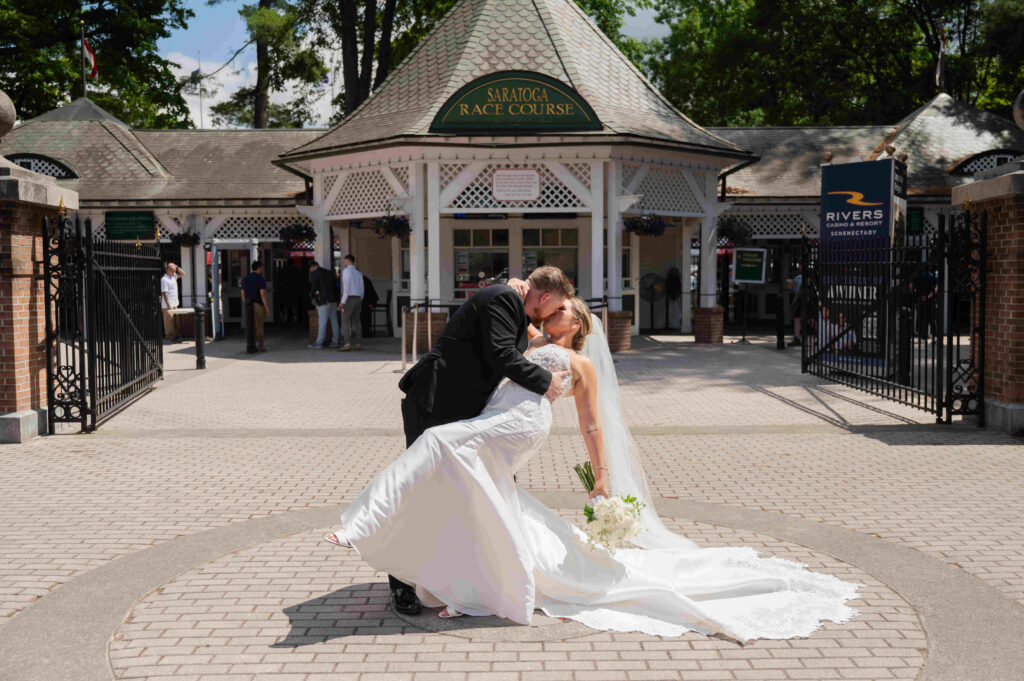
[360,273,380,339]
[308,261,340,348]
[337,254,364,351]
[787,262,804,347]
[241,261,269,353]
[160,262,184,341]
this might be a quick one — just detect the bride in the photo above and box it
[326,297,859,641]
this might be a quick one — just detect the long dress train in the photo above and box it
[337,343,859,641]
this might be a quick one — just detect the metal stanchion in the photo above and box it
[412,304,419,363]
[399,306,408,373]
[193,305,206,370]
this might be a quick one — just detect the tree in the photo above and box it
[207,0,327,128]
[0,0,194,126]
[645,0,1024,126]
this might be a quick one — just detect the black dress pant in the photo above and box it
[388,398,450,594]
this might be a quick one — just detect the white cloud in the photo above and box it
[165,48,338,128]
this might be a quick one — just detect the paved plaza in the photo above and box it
[2,332,1023,681]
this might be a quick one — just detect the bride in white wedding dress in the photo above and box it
[328,298,859,642]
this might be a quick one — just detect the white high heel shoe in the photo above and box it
[438,605,463,619]
[323,531,353,548]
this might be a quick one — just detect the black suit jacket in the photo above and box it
[398,285,552,421]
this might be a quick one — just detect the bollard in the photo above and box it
[400,307,408,372]
[412,305,419,363]
[193,305,207,370]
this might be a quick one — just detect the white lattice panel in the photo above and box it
[213,215,312,240]
[619,164,641,193]
[632,167,701,214]
[565,162,591,190]
[8,155,75,178]
[329,169,397,216]
[448,162,586,210]
[440,163,468,192]
[957,151,1020,174]
[728,213,816,238]
[322,174,338,203]
[391,165,409,191]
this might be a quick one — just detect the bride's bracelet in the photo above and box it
[593,465,607,470]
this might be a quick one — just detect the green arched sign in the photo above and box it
[430,71,602,133]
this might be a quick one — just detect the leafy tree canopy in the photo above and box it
[0,0,194,127]
[645,0,1024,126]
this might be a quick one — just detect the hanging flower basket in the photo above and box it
[622,214,667,237]
[278,223,317,244]
[716,216,751,245]
[372,214,411,239]
[169,230,202,247]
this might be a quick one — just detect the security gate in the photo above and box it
[42,215,163,432]
[801,210,986,424]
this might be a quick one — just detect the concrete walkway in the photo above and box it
[1,331,1022,681]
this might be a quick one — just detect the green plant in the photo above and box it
[622,214,667,236]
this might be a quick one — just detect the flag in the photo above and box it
[190,67,201,83]
[82,38,98,79]
[934,24,945,89]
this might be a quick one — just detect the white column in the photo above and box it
[604,162,623,311]
[409,163,426,304]
[426,161,441,309]
[312,214,330,268]
[590,161,605,304]
[699,172,718,308]
[509,219,523,279]
[209,240,221,337]
[680,220,695,332]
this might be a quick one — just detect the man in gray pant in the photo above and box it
[337,254,364,351]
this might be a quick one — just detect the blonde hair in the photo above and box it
[567,297,593,352]
[528,266,575,299]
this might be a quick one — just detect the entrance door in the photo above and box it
[220,248,250,333]
[637,228,683,332]
[349,229,393,334]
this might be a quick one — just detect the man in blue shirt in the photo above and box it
[241,261,269,352]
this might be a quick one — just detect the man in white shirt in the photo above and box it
[160,262,184,341]
[337,254,365,351]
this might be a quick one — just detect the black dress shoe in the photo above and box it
[391,587,422,615]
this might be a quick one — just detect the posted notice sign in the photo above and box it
[105,211,155,240]
[733,248,767,284]
[492,169,540,202]
[820,159,895,245]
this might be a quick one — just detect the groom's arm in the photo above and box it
[480,291,551,395]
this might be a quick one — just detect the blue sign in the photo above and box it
[820,159,894,245]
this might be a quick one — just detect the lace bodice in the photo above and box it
[482,343,570,434]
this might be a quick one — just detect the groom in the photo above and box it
[391,265,575,615]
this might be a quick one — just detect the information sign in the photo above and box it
[733,248,767,284]
[105,211,155,240]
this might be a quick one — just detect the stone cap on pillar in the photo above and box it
[0,89,80,211]
[951,170,1024,207]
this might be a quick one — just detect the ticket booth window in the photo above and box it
[454,228,509,300]
[523,227,578,287]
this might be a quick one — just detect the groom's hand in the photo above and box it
[545,370,570,401]
[506,278,529,299]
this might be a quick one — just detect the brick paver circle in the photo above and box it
[109,512,926,680]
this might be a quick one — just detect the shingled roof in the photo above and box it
[711,94,1024,199]
[0,99,323,201]
[279,0,747,163]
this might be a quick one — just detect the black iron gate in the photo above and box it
[800,210,986,424]
[42,215,163,432]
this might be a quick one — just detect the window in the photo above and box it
[523,227,578,287]
[952,150,1021,175]
[5,154,77,179]
[603,230,632,290]
[454,228,509,300]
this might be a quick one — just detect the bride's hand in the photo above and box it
[589,482,610,501]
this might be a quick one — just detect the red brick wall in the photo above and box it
[0,201,50,414]
[402,312,448,352]
[694,306,724,344]
[976,196,1024,404]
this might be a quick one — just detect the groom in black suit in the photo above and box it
[391,266,575,615]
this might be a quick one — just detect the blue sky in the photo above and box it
[157,0,670,128]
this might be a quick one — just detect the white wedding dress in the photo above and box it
[338,341,859,641]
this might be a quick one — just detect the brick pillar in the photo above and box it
[694,306,724,344]
[605,310,632,352]
[953,170,1024,433]
[403,311,448,352]
[0,161,80,442]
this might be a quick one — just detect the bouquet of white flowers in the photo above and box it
[573,461,645,554]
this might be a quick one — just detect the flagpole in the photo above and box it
[198,50,204,129]
[80,20,87,99]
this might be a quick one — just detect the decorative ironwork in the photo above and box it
[42,215,164,432]
[800,210,986,424]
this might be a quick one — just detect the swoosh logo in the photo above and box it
[827,191,883,206]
